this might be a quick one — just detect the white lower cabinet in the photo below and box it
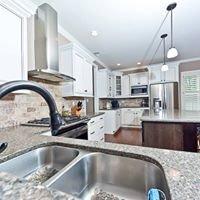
[121,108,134,125]
[88,114,105,141]
[102,110,121,134]
[121,108,148,127]
[100,108,149,134]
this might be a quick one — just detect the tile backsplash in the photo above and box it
[99,98,149,109]
[0,81,86,129]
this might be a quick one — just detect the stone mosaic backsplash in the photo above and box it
[99,98,149,109]
[0,81,86,129]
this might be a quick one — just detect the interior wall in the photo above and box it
[179,60,200,74]
[179,59,200,109]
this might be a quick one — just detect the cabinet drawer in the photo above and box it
[88,115,104,126]
[88,121,105,141]
[88,130,99,141]
[88,120,104,134]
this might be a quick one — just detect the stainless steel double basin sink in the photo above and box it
[0,145,170,199]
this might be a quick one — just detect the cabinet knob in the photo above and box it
[85,89,88,92]
[100,126,104,129]
[90,131,95,135]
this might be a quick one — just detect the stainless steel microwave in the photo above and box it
[131,85,148,96]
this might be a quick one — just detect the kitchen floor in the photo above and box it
[105,128,142,146]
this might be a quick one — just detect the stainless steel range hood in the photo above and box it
[28,3,75,82]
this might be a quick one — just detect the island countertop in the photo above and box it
[141,109,200,123]
[0,126,199,199]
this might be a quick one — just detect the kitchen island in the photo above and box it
[141,110,200,152]
[0,125,199,199]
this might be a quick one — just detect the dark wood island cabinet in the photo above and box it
[142,121,198,152]
[141,110,200,152]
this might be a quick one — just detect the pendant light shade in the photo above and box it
[161,64,169,72]
[167,47,178,58]
[161,34,168,72]
[167,3,178,59]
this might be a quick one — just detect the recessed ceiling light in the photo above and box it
[137,62,141,65]
[94,52,100,57]
[117,63,121,66]
[91,30,98,37]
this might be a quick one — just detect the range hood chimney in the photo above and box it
[28,3,75,82]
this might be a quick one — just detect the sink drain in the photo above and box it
[25,165,58,184]
[91,187,124,200]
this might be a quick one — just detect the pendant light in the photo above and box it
[161,34,168,72]
[167,3,178,58]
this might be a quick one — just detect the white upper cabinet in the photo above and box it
[122,75,130,96]
[59,43,94,97]
[149,62,179,84]
[113,71,122,97]
[97,69,114,98]
[59,47,73,77]
[73,52,85,94]
[0,4,28,83]
[130,72,149,86]
[149,67,162,83]
[84,59,93,95]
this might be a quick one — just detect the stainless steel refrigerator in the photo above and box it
[150,82,179,111]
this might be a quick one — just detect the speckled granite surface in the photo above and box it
[85,112,105,118]
[0,172,77,200]
[0,126,199,199]
[141,109,200,123]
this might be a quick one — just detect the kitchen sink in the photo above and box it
[0,146,79,183]
[45,152,170,200]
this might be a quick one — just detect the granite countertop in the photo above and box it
[85,112,105,118]
[0,126,199,199]
[141,109,200,123]
[100,107,149,111]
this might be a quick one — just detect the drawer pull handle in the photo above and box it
[100,126,104,129]
[100,117,103,120]
[90,131,95,135]
[90,121,95,124]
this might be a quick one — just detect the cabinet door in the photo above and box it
[122,109,134,125]
[107,73,114,97]
[73,53,84,94]
[130,74,138,86]
[122,75,130,96]
[139,73,149,85]
[115,75,122,96]
[130,73,148,86]
[104,111,116,134]
[150,68,162,84]
[115,110,121,130]
[83,60,93,95]
[97,70,107,98]
[0,5,22,82]
[59,47,73,77]
[165,66,177,82]
[133,109,143,126]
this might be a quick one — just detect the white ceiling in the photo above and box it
[31,0,200,69]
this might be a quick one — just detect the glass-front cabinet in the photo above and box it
[115,75,122,96]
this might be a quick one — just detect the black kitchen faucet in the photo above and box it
[0,80,63,141]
